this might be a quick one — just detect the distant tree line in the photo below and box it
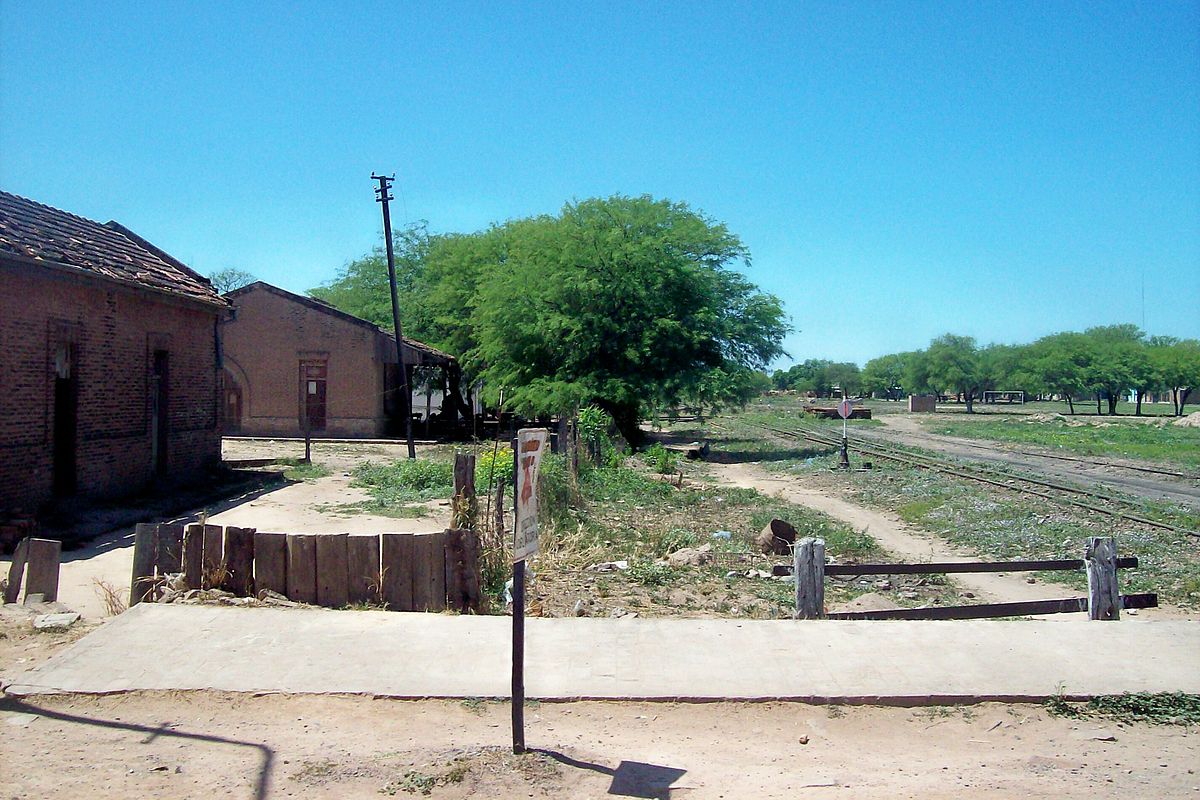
[310,195,789,441]
[775,325,1200,416]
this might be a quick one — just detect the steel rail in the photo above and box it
[743,421,1199,538]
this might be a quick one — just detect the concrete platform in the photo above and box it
[8,604,1199,703]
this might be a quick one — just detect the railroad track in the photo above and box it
[736,420,1199,538]
[895,433,1200,481]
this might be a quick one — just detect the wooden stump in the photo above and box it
[24,538,61,603]
[315,533,350,608]
[253,532,288,596]
[201,524,224,589]
[1086,537,1120,621]
[445,528,483,613]
[347,535,381,605]
[4,538,29,604]
[182,524,205,590]
[286,534,318,604]
[453,452,478,530]
[793,537,826,620]
[156,524,184,573]
[223,526,256,596]
[130,524,159,605]
[755,518,798,556]
[381,533,415,611]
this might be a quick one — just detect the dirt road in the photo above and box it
[869,416,1200,508]
[3,691,1197,799]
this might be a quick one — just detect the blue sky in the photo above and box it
[2,1,1197,366]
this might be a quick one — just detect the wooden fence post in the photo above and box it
[381,533,415,611]
[3,538,29,604]
[286,534,318,604]
[253,531,288,596]
[793,537,826,620]
[316,533,350,607]
[24,538,61,603]
[1086,537,1120,621]
[347,534,382,605]
[130,523,159,605]
[453,452,477,530]
[223,526,256,596]
[182,523,205,589]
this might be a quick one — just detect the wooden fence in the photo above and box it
[130,525,482,613]
[785,536,1156,621]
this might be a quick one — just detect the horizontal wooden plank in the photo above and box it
[825,593,1158,621]
[773,557,1139,577]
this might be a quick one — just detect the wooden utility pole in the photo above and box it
[373,173,416,459]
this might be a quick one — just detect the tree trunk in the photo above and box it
[445,364,474,430]
[1066,394,1075,415]
[1135,390,1143,417]
[599,398,643,447]
[1106,392,1118,416]
[1096,394,1102,415]
[964,390,974,414]
[1180,388,1192,415]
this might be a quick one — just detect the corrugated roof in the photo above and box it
[0,190,224,306]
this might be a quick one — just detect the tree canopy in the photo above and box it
[208,267,256,294]
[311,196,790,440]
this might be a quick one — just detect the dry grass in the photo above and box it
[92,578,128,616]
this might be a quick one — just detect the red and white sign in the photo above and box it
[513,428,549,562]
[838,399,853,419]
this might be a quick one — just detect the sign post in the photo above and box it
[511,427,548,754]
[837,398,852,469]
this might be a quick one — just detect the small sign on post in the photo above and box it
[513,429,549,563]
[837,398,852,469]
[511,427,548,755]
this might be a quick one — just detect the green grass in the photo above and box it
[278,458,331,481]
[927,417,1200,467]
[1047,692,1200,726]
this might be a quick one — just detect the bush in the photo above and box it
[644,443,679,474]
[352,459,453,504]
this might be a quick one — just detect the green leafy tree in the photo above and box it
[923,334,982,412]
[861,352,915,400]
[1152,339,1200,415]
[310,221,435,335]
[1084,325,1146,415]
[420,195,789,441]
[1025,332,1093,414]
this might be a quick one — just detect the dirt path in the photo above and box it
[3,691,1197,799]
[710,461,1068,604]
[872,416,1200,507]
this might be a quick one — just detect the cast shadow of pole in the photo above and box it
[535,749,688,799]
[1,696,274,800]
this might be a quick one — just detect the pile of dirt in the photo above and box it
[1024,413,1066,423]
[1173,411,1200,428]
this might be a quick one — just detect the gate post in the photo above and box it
[793,537,826,619]
[1086,537,1120,621]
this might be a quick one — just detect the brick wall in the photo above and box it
[222,287,388,437]
[0,264,223,513]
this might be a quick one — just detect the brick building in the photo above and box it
[221,282,458,438]
[0,191,229,516]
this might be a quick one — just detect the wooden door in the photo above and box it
[300,362,327,432]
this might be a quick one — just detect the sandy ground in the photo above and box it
[2,691,1197,799]
[2,439,450,619]
[871,416,1200,507]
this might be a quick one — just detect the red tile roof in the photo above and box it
[0,190,225,307]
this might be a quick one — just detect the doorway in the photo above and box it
[151,350,169,475]
[52,342,77,496]
[300,361,327,432]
